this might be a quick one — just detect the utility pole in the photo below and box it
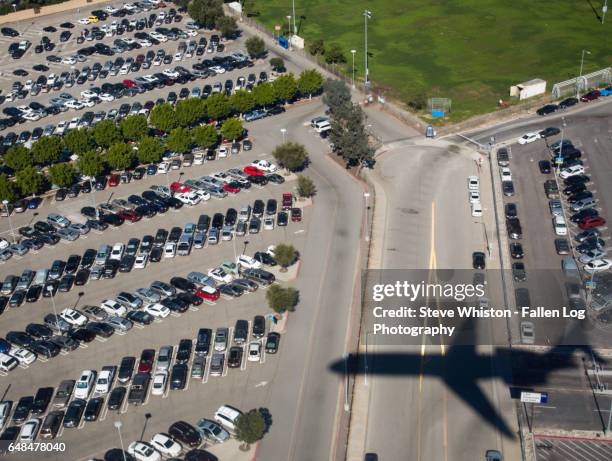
[363,10,372,88]
[292,0,297,34]
[287,15,292,50]
[351,49,356,88]
[603,0,608,24]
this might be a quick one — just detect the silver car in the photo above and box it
[9,243,29,256]
[135,287,161,303]
[156,345,173,372]
[104,316,133,332]
[187,271,216,287]
[196,418,230,443]
[57,228,79,241]
[68,223,90,235]
[214,328,228,352]
[520,322,535,345]
[116,292,143,309]
[150,281,175,297]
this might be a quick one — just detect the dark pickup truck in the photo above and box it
[127,372,151,406]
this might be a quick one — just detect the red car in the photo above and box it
[291,208,302,222]
[138,349,155,373]
[170,182,190,193]
[195,286,220,301]
[108,174,120,187]
[118,210,142,223]
[223,182,241,194]
[122,79,137,88]
[580,90,601,102]
[579,216,606,229]
[282,193,293,210]
[243,165,264,176]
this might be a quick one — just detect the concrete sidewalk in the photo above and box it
[207,439,258,461]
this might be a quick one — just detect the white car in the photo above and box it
[193,189,211,201]
[247,341,261,362]
[210,171,231,183]
[59,308,88,327]
[553,215,567,236]
[151,372,168,396]
[10,348,36,365]
[210,65,225,74]
[81,90,98,99]
[81,98,95,108]
[468,191,481,204]
[584,259,612,273]
[236,254,262,269]
[471,202,483,217]
[110,243,125,260]
[95,369,114,394]
[99,92,115,102]
[139,39,152,47]
[100,299,127,317]
[263,217,275,230]
[105,5,118,13]
[61,56,77,65]
[250,159,278,173]
[65,100,84,110]
[74,370,96,399]
[518,132,541,144]
[19,418,41,443]
[218,146,228,158]
[150,32,167,42]
[499,167,512,182]
[144,303,170,318]
[162,68,179,79]
[175,192,201,205]
[559,165,585,179]
[127,441,161,461]
[194,152,205,164]
[467,176,479,191]
[78,17,91,25]
[164,242,176,258]
[208,267,233,283]
[157,161,170,174]
[134,253,149,269]
[187,30,198,37]
[68,117,80,129]
[150,432,182,457]
[55,120,68,135]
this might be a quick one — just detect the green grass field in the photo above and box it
[249,0,612,121]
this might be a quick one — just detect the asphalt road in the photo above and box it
[364,137,517,461]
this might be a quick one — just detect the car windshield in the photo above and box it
[76,382,87,388]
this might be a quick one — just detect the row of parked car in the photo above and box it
[0,241,281,375]
[536,87,612,116]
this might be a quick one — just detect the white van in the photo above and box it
[214,405,243,431]
[312,118,331,133]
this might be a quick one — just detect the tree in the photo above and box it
[188,0,224,29]
[266,285,299,313]
[136,136,165,164]
[93,119,122,148]
[63,129,92,155]
[235,410,266,449]
[272,74,297,103]
[3,145,32,172]
[325,43,346,64]
[31,136,62,165]
[297,69,324,98]
[322,79,351,115]
[205,93,231,120]
[216,15,238,38]
[272,142,309,172]
[15,166,44,196]
[77,150,105,177]
[273,243,298,272]
[270,57,284,69]
[230,90,256,114]
[220,118,244,141]
[175,98,206,127]
[150,103,178,132]
[245,36,266,59]
[0,173,18,202]
[48,163,76,188]
[329,104,373,164]
[192,124,219,149]
[308,38,325,56]
[121,115,149,141]
[105,143,134,171]
[296,175,316,198]
[252,83,276,108]
[165,127,192,153]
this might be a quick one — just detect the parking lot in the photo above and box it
[535,435,612,461]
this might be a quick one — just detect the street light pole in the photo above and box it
[363,10,372,88]
[280,128,287,143]
[287,16,292,50]
[47,285,60,331]
[603,0,608,25]
[577,49,591,97]
[114,421,127,461]
[2,200,15,244]
[363,192,370,242]
[292,0,297,34]
[351,49,356,88]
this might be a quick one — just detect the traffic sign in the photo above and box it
[521,391,549,404]
[555,157,564,165]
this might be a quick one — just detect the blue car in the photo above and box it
[599,86,612,96]
[27,197,42,209]
[146,164,158,175]
[128,195,147,206]
[0,338,11,354]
